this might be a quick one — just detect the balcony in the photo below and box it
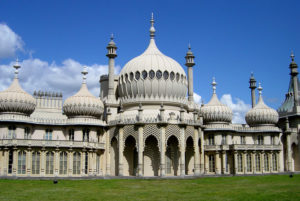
[204,144,281,152]
[0,139,105,150]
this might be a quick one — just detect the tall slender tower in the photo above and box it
[289,51,299,112]
[185,44,195,102]
[249,72,257,108]
[106,34,117,103]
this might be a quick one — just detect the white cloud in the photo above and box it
[193,93,202,105]
[220,94,251,124]
[0,58,120,99]
[0,23,24,59]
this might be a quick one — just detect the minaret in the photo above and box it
[289,51,299,112]
[249,72,257,108]
[185,44,195,102]
[106,34,117,103]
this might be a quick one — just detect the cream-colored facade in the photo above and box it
[0,16,298,178]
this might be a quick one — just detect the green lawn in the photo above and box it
[0,175,299,201]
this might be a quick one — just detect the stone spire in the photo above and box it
[106,34,117,103]
[150,13,155,39]
[289,51,299,112]
[249,72,257,108]
[13,58,21,79]
[212,77,217,94]
[185,44,195,102]
[82,66,88,84]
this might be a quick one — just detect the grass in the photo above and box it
[0,175,300,201]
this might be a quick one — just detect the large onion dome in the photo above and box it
[245,83,278,126]
[63,67,104,118]
[0,60,36,115]
[118,14,188,106]
[200,78,233,124]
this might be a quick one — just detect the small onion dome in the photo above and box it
[200,78,233,124]
[63,66,104,118]
[245,83,278,126]
[0,60,36,115]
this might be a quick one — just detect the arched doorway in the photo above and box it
[143,135,160,176]
[110,137,118,176]
[166,136,179,176]
[185,137,195,175]
[123,136,138,176]
[292,143,300,171]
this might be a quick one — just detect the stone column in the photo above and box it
[41,149,45,176]
[180,127,185,177]
[261,151,265,173]
[3,148,8,176]
[118,127,124,176]
[54,149,59,176]
[194,128,200,175]
[277,152,280,172]
[215,151,221,174]
[204,154,209,174]
[88,150,93,176]
[252,151,256,174]
[222,151,226,174]
[199,129,205,174]
[286,133,293,172]
[234,151,238,174]
[269,151,273,173]
[12,148,17,176]
[105,129,110,176]
[160,126,166,177]
[243,151,247,174]
[81,150,85,176]
[68,149,73,176]
[138,126,144,177]
[27,149,32,176]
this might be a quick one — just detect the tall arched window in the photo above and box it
[60,152,68,175]
[73,152,81,175]
[83,129,90,142]
[45,129,53,140]
[256,154,261,171]
[208,135,214,145]
[264,154,269,172]
[247,154,252,172]
[24,127,30,139]
[69,129,74,141]
[257,135,264,145]
[237,153,243,172]
[18,151,26,174]
[46,152,54,174]
[32,152,40,174]
[272,153,277,171]
[209,155,215,173]
[8,126,16,139]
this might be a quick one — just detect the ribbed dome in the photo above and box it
[0,62,36,115]
[245,85,278,126]
[63,67,104,118]
[200,79,232,124]
[118,16,187,106]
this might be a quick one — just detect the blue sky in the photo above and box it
[0,0,299,122]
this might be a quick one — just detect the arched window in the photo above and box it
[257,135,264,145]
[170,72,175,81]
[59,152,68,175]
[69,129,74,141]
[247,154,252,172]
[83,129,90,142]
[256,154,261,171]
[271,135,275,145]
[240,136,246,144]
[237,153,243,172]
[135,71,140,80]
[142,70,147,79]
[163,71,169,80]
[8,126,16,139]
[149,70,155,79]
[24,127,30,139]
[208,134,214,145]
[46,152,54,174]
[45,129,52,140]
[73,152,81,175]
[209,155,215,173]
[125,74,129,82]
[32,152,40,174]
[272,153,277,171]
[18,151,26,174]
[264,154,269,172]
[130,72,134,81]
[156,70,162,79]
[176,73,180,81]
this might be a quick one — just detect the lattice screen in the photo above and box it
[165,125,180,144]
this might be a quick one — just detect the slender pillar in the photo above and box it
[68,149,73,176]
[180,127,185,176]
[105,129,111,176]
[199,129,205,174]
[261,151,265,173]
[12,149,17,176]
[27,149,32,176]
[243,151,247,174]
[41,149,45,176]
[118,127,124,176]
[106,34,117,102]
[194,128,200,175]
[249,73,257,108]
[289,52,299,112]
[54,149,59,176]
[3,149,8,176]
[222,151,226,174]
[269,151,273,173]
[185,45,195,102]
[215,151,221,174]
[138,126,144,176]
[252,151,256,174]
[285,118,293,172]
[234,151,238,174]
[204,154,209,174]
[160,126,166,177]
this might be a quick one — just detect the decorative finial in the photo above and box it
[258,82,263,96]
[251,72,254,78]
[188,43,191,50]
[110,33,114,41]
[150,12,155,39]
[291,50,295,62]
[212,77,217,94]
[13,58,21,79]
[82,66,88,84]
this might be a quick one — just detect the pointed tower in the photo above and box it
[249,72,257,108]
[289,51,299,112]
[185,44,195,102]
[106,34,117,104]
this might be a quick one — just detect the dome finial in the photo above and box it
[150,12,155,39]
[82,66,88,84]
[258,82,263,96]
[110,33,114,41]
[212,77,217,94]
[291,50,295,62]
[13,58,21,79]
